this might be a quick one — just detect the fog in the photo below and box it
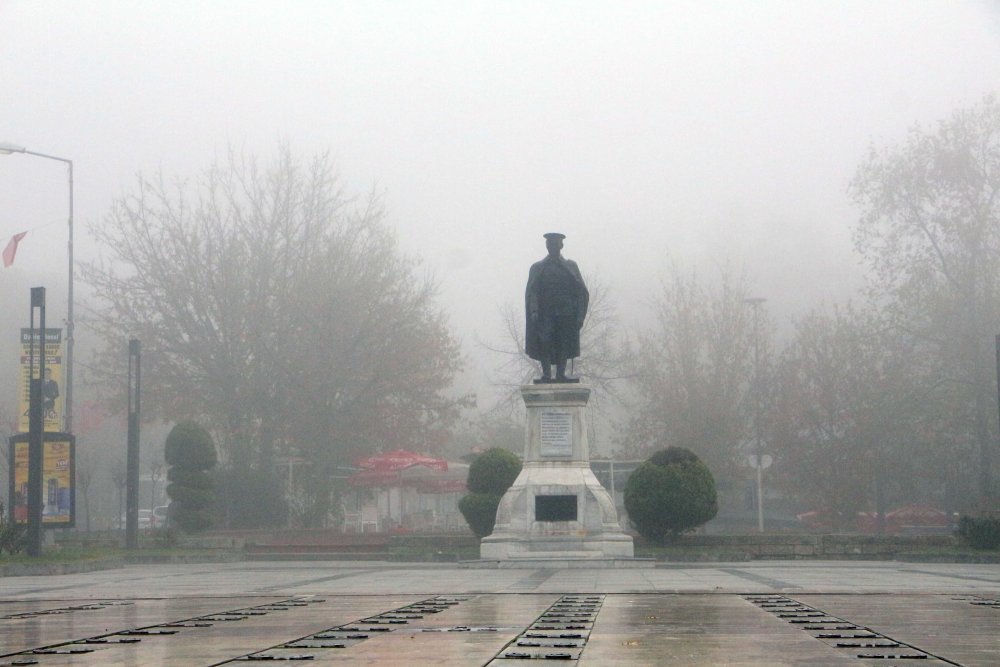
[2,0,1000,407]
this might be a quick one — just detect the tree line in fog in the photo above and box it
[7,95,995,530]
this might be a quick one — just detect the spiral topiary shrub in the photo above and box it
[165,420,218,533]
[460,448,522,538]
[458,493,503,538]
[624,446,718,544]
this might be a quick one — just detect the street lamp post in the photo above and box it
[744,297,767,533]
[0,143,74,434]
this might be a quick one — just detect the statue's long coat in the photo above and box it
[524,254,589,362]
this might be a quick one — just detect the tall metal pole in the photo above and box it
[126,339,141,550]
[994,333,1000,498]
[745,297,767,533]
[65,160,74,434]
[27,287,46,557]
[0,144,74,433]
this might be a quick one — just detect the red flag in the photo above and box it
[2,232,27,268]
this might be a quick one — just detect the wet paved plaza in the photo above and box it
[1,561,998,665]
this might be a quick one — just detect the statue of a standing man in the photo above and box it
[525,233,589,383]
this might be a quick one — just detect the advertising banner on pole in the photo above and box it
[17,328,63,433]
[8,433,76,528]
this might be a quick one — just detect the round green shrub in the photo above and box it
[624,446,718,544]
[466,448,522,495]
[458,493,502,538]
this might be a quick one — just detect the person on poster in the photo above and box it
[43,368,59,418]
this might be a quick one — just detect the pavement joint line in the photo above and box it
[249,568,385,592]
[507,568,558,591]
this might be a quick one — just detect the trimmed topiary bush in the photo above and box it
[460,448,522,538]
[458,493,503,538]
[165,420,218,533]
[466,447,522,495]
[958,515,1000,550]
[624,446,718,544]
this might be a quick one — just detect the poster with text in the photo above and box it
[17,328,63,433]
[9,435,75,527]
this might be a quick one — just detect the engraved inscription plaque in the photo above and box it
[535,495,578,521]
[540,411,573,457]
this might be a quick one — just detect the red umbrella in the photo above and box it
[354,449,448,473]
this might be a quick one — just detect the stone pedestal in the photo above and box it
[480,384,633,560]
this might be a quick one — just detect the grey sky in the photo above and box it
[2,1,999,404]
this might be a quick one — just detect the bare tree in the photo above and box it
[76,449,97,532]
[768,304,939,527]
[850,94,1000,501]
[83,145,466,485]
[620,263,767,491]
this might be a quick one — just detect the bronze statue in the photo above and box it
[525,233,589,383]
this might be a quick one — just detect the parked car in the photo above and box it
[152,505,170,529]
[119,509,154,531]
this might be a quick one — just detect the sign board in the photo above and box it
[539,411,573,457]
[747,454,773,470]
[8,433,76,528]
[17,328,63,433]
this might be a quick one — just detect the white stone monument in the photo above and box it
[480,383,634,561]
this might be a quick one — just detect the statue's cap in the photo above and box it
[543,232,566,240]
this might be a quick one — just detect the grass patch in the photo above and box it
[0,546,119,564]
[0,544,242,565]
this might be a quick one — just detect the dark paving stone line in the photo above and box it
[719,567,800,589]
[486,594,604,665]
[0,600,133,621]
[0,568,224,597]
[508,568,558,591]
[0,596,323,661]
[250,568,385,592]
[746,594,964,665]
[1,582,106,596]
[904,568,1000,584]
[211,595,470,664]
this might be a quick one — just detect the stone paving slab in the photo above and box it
[1,561,998,665]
